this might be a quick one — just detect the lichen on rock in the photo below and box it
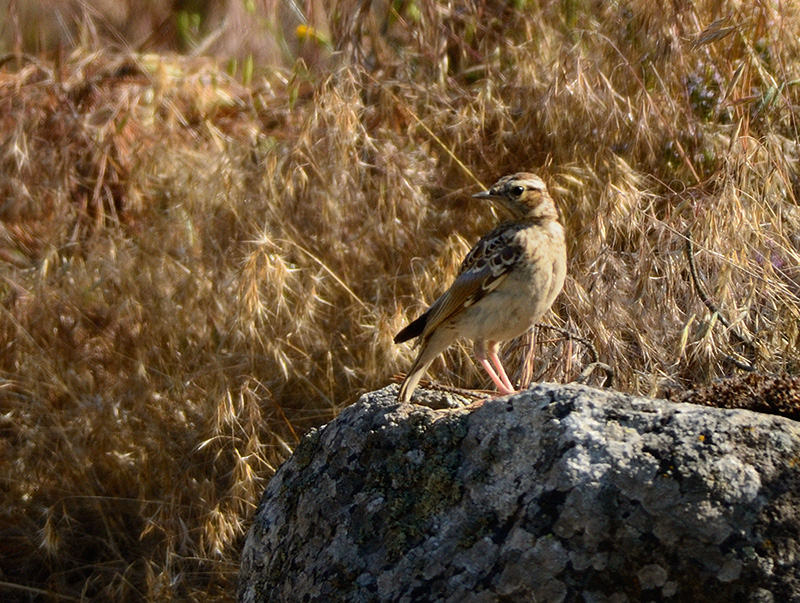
[239,383,800,602]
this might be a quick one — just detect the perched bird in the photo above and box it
[394,173,567,403]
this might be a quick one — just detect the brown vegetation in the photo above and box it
[673,372,800,421]
[1,1,799,600]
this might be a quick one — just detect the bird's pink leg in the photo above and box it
[478,358,515,395]
[475,340,515,396]
[489,351,516,393]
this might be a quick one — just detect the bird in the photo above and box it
[394,173,567,404]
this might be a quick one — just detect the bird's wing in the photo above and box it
[419,223,524,339]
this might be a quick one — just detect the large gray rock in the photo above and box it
[238,383,800,602]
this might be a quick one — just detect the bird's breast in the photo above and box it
[454,224,566,344]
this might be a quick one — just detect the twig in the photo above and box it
[684,229,757,371]
[536,324,599,364]
[536,324,614,387]
[574,362,615,386]
[389,375,490,400]
[0,581,80,602]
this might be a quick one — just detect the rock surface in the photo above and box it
[238,383,800,602]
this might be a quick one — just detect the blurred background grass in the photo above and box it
[0,0,799,600]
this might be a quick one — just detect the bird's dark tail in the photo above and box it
[394,311,428,344]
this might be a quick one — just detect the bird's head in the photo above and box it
[472,173,559,221]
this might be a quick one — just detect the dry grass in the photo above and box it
[1,0,799,600]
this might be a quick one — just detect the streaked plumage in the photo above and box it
[395,173,567,403]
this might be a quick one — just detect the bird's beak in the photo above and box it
[472,189,502,200]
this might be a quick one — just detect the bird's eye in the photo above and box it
[511,186,525,197]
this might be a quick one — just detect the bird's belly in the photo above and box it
[453,256,565,343]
